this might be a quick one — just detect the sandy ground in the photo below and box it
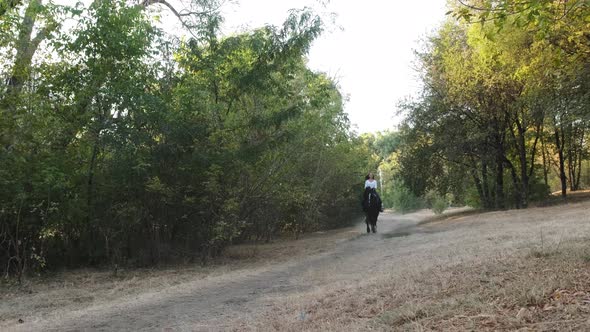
[2,200,590,331]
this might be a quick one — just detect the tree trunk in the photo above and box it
[5,0,56,100]
[504,158,521,208]
[492,123,506,209]
[541,133,549,187]
[554,126,567,198]
[87,136,99,212]
[508,120,528,208]
[481,159,492,209]
[516,125,529,208]
[575,128,583,190]
[567,124,575,191]
[572,125,584,191]
[7,0,38,93]
[495,155,505,209]
[469,158,486,208]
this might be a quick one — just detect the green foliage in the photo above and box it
[528,173,550,203]
[431,196,448,215]
[373,130,401,159]
[395,2,590,212]
[0,1,370,277]
[452,0,590,41]
[389,181,423,214]
[464,186,482,209]
[425,190,449,215]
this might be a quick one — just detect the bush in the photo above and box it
[424,190,448,215]
[391,183,422,214]
[431,195,448,214]
[464,186,482,209]
[529,174,550,203]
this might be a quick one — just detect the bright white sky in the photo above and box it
[220,0,449,134]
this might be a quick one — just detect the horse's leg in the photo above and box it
[365,215,370,233]
[371,214,377,233]
[375,212,379,232]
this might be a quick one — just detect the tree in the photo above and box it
[1,1,371,277]
[392,0,589,210]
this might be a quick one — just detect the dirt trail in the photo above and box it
[5,209,442,331]
[6,202,590,331]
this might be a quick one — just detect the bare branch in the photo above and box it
[141,0,223,20]
[142,0,185,20]
[140,0,225,38]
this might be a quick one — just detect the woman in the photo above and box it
[362,172,383,233]
[363,172,383,212]
[364,172,378,190]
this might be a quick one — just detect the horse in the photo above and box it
[362,187,381,233]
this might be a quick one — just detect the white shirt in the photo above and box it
[365,179,377,189]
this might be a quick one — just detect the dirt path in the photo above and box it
[4,202,590,331]
[4,209,441,331]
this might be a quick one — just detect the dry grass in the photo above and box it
[0,224,360,328]
[0,264,216,326]
[249,202,590,331]
[223,226,361,262]
[4,200,590,331]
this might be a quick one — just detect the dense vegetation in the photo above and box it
[0,0,375,279]
[374,0,590,213]
[3,0,588,280]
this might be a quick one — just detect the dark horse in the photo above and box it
[362,187,382,233]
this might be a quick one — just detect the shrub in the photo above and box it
[431,195,448,214]
[424,189,449,214]
[391,183,422,214]
[464,186,482,209]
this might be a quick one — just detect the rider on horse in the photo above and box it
[362,172,383,233]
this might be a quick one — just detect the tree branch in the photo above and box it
[142,0,185,19]
[141,0,223,20]
[140,0,225,39]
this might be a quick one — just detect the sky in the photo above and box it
[220,0,449,134]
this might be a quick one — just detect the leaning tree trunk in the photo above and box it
[5,0,57,100]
